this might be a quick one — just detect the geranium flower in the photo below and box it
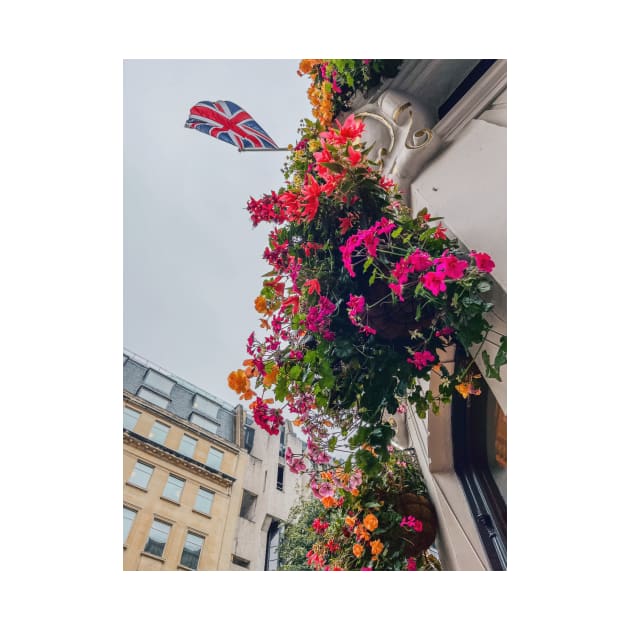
[347,144,362,166]
[470,250,495,273]
[407,350,435,371]
[436,254,468,279]
[304,278,321,295]
[406,557,417,571]
[421,270,447,296]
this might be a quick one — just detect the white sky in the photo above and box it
[124,60,312,405]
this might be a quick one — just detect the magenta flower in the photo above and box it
[407,350,435,371]
[406,557,417,571]
[436,254,468,279]
[421,270,447,296]
[471,251,495,273]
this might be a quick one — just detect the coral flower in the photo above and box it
[363,513,379,532]
[353,543,365,558]
[228,369,250,395]
[304,278,321,296]
[370,539,384,556]
[254,295,268,313]
[321,496,337,509]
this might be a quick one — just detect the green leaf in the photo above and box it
[328,436,338,451]
[319,161,345,173]
[289,365,302,380]
[363,257,374,272]
[391,227,403,238]
[477,281,492,293]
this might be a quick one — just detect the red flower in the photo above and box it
[421,270,447,296]
[304,278,321,296]
[433,223,447,240]
[471,251,495,273]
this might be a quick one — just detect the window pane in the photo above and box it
[123,507,137,544]
[123,407,140,431]
[144,519,171,557]
[162,475,185,503]
[192,394,219,418]
[277,465,284,491]
[190,412,219,434]
[179,435,197,458]
[180,532,204,570]
[149,421,169,445]
[129,461,153,489]
[194,487,214,514]
[137,387,170,409]
[206,448,223,471]
[144,370,175,395]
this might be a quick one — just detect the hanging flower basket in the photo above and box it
[393,492,438,554]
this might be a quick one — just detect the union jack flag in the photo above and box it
[185,100,279,150]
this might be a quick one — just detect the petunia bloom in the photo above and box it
[421,270,447,296]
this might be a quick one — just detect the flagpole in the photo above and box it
[238,147,291,152]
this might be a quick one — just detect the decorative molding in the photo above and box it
[433,59,507,143]
[123,431,235,489]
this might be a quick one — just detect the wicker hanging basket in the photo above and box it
[393,492,438,554]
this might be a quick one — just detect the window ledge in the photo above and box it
[126,481,148,492]
[177,564,196,571]
[140,551,165,563]
[192,509,212,520]
[160,496,181,506]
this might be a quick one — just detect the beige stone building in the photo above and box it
[352,59,507,570]
[123,350,305,570]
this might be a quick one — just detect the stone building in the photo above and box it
[123,350,306,570]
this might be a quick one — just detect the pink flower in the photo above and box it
[471,251,495,273]
[360,567,373,571]
[421,270,447,296]
[435,326,454,338]
[388,281,405,301]
[406,557,417,571]
[436,254,468,279]
[407,350,435,371]
[408,249,433,273]
[303,278,321,295]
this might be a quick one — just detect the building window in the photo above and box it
[123,407,140,431]
[194,487,215,515]
[192,394,220,418]
[162,474,185,503]
[190,412,220,434]
[265,520,282,570]
[279,426,286,457]
[148,420,169,445]
[206,448,224,471]
[128,461,154,489]
[143,369,175,396]
[143,519,172,558]
[276,465,284,491]
[137,386,170,409]
[180,532,204,570]
[178,434,197,458]
[123,506,137,544]
[239,490,257,520]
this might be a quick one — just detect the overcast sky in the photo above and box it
[124,60,312,406]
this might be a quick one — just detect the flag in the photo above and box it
[185,100,279,150]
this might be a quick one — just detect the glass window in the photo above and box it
[143,370,175,396]
[194,487,214,515]
[277,465,284,491]
[123,506,137,544]
[192,394,219,418]
[148,421,170,445]
[144,519,171,557]
[123,407,140,431]
[190,412,220,434]
[180,532,204,570]
[129,461,154,489]
[178,434,197,458]
[240,490,257,520]
[206,448,223,471]
[162,474,185,503]
[137,387,170,409]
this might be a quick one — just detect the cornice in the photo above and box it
[123,430,236,489]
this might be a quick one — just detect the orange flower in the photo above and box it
[352,543,364,558]
[298,59,322,76]
[354,524,371,542]
[351,488,360,497]
[455,381,482,399]
[363,513,379,532]
[262,364,279,388]
[254,295,268,313]
[345,516,356,528]
[370,539,384,557]
[227,369,249,394]
[321,496,337,509]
